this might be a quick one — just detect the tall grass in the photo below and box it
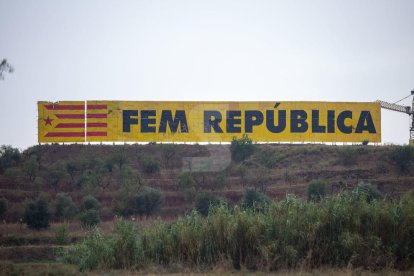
[65,192,414,271]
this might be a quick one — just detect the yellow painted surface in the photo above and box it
[38,101,381,143]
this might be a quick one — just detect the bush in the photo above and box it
[81,195,101,211]
[213,172,227,191]
[0,145,22,173]
[24,198,51,230]
[353,182,383,202]
[110,219,141,269]
[161,144,177,167]
[195,192,224,216]
[53,223,69,245]
[4,167,21,184]
[114,186,164,217]
[64,228,113,271]
[141,157,160,174]
[65,220,140,271]
[112,149,128,169]
[53,193,78,220]
[79,209,100,228]
[66,193,414,271]
[390,145,414,173]
[0,197,7,219]
[23,156,39,183]
[230,134,256,162]
[177,172,196,200]
[307,179,326,201]
[242,188,269,209]
[43,161,66,191]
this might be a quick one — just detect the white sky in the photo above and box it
[0,0,413,149]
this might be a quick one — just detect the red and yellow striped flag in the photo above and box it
[38,101,109,142]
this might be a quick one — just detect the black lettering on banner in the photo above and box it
[204,111,223,133]
[266,110,286,133]
[337,111,353,134]
[159,110,189,133]
[226,111,241,133]
[312,110,326,133]
[355,111,376,133]
[291,110,308,133]
[245,110,264,133]
[123,110,138,132]
[141,110,156,133]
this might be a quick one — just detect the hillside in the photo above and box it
[1,143,413,223]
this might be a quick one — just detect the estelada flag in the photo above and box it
[38,101,108,143]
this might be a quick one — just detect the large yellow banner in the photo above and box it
[38,101,381,143]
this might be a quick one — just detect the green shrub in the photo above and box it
[0,145,22,173]
[307,179,326,201]
[117,186,164,217]
[24,198,51,230]
[53,193,78,220]
[195,192,224,216]
[390,145,414,173]
[230,134,255,162]
[353,182,383,202]
[161,144,177,167]
[141,157,160,174]
[43,161,66,192]
[23,155,39,183]
[53,223,69,245]
[81,195,101,211]
[112,148,128,170]
[64,228,113,271]
[177,172,196,200]
[0,197,7,219]
[79,209,100,228]
[66,193,414,271]
[110,219,141,269]
[213,172,227,191]
[4,167,21,184]
[241,188,269,209]
[65,159,79,181]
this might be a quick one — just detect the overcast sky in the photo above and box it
[1,0,413,149]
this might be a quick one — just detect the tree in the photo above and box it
[235,164,247,187]
[81,195,101,211]
[390,146,413,173]
[79,209,100,228]
[24,198,51,230]
[161,144,177,167]
[65,159,79,182]
[130,187,163,216]
[53,193,78,220]
[23,156,39,183]
[307,179,326,202]
[230,134,255,162]
[177,172,197,201]
[0,59,14,80]
[241,188,269,209]
[0,145,22,173]
[113,186,163,217]
[79,195,101,228]
[43,161,66,192]
[213,172,227,191]
[195,192,223,216]
[112,149,128,170]
[141,156,160,174]
[0,197,8,219]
